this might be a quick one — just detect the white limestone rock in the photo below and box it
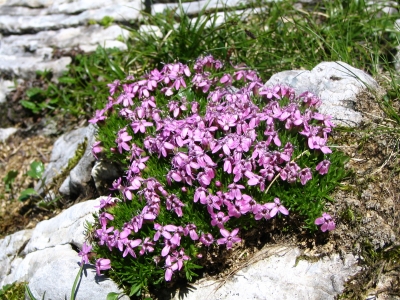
[36,125,96,197]
[58,125,97,197]
[0,25,129,56]
[4,0,53,7]
[48,0,131,14]
[0,5,49,16]
[152,0,247,15]
[0,127,19,142]
[22,198,101,255]
[0,79,15,103]
[0,1,142,34]
[5,244,129,299]
[265,61,381,127]
[0,54,71,79]
[171,246,360,300]
[0,230,32,284]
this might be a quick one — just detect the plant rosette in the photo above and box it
[85,55,347,295]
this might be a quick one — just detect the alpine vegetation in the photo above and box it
[84,55,347,296]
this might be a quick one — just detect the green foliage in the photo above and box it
[3,170,18,193]
[0,282,26,300]
[20,47,128,119]
[99,16,115,28]
[26,161,45,180]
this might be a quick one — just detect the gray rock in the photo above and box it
[58,125,97,197]
[0,230,32,284]
[22,198,101,255]
[5,0,53,8]
[0,25,129,56]
[5,244,129,300]
[48,0,131,14]
[0,1,142,34]
[0,197,128,299]
[265,61,382,127]
[37,125,96,197]
[171,246,360,300]
[0,54,71,79]
[27,245,129,300]
[0,127,19,142]
[0,79,15,103]
[152,0,248,15]
[0,5,48,16]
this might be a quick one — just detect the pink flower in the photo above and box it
[254,204,272,221]
[95,195,117,209]
[122,239,142,258]
[315,213,336,232]
[78,242,92,265]
[211,211,230,228]
[91,141,102,159]
[95,258,111,276]
[316,160,331,175]
[217,228,241,250]
[89,109,106,124]
[115,128,132,154]
[200,233,214,246]
[184,224,199,241]
[265,198,289,217]
[299,168,312,185]
[164,255,178,281]
[139,238,155,255]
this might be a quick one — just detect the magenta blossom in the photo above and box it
[265,198,289,217]
[95,258,111,276]
[316,160,331,175]
[315,213,336,232]
[91,141,102,160]
[217,228,241,250]
[78,242,92,265]
[200,233,214,246]
[115,128,132,154]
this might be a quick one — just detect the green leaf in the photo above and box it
[106,292,121,300]
[129,284,141,297]
[26,87,44,98]
[26,161,44,179]
[25,284,38,300]
[4,170,18,189]
[58,77,77,84]
[19,188,37,202]
[20,100,39,112]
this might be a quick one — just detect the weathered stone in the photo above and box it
[48,0,131,14]
[4,244,129,299]
[22,198,101,255]
[170,246,360,300]
[0,79,15,103]
[0,54,71,79]
[0,25,129,56]
[37,125,96,197]
[0,230,32,285]
[58,125,97,197]
[0,127,18,142]
[0,5,48,16]
[5,0,53,8]
[265,61,382,127]
[152,0,248,15]
[0,1,142,34]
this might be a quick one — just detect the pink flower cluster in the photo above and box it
[88,54,336,281]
